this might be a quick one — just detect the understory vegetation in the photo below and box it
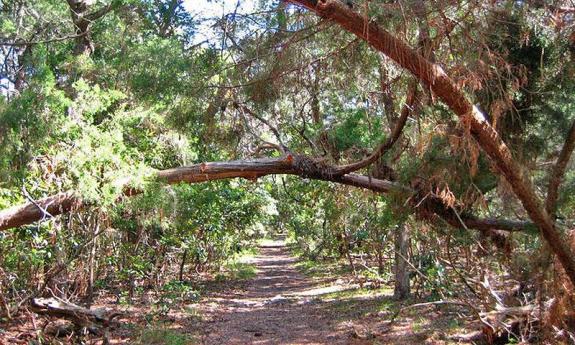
[1,0,575,344]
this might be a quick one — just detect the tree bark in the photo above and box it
[287,0,575,286]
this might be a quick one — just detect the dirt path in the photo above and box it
[193,240,355,344]
[184,239,474,345]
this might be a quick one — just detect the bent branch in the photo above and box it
[333,84,415,175]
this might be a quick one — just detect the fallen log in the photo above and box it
[30,297,122,335]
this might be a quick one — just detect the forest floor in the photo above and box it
[1,238,478,344]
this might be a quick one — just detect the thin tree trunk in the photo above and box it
[346,249,356,275]
[376,241,384,275]
[86,219,99,306]
[394,223,410,300]
[179,249,188,282]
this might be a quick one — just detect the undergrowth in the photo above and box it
[136,326,194,345]
[214,247,258,281]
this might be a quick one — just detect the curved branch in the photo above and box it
[332,0,447,176]
[545,118,575,218]
[251,143,283,156]
[333,83,416,175]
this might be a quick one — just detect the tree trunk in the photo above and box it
[345,242,356,275]
[65,0,119,56]
[14,45,31,92]
[86,220,99,306]
[376,241,384,275]
[394,223,410,300]
[66,0,94,56]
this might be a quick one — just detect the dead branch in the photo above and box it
[0,157,535,235]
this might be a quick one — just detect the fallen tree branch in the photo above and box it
[30,297,122,331]
[0,156,534,234]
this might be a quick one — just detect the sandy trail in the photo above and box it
[194,240,354,345]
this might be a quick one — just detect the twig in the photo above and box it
[21,185,53,221]
[390,299,475,323]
